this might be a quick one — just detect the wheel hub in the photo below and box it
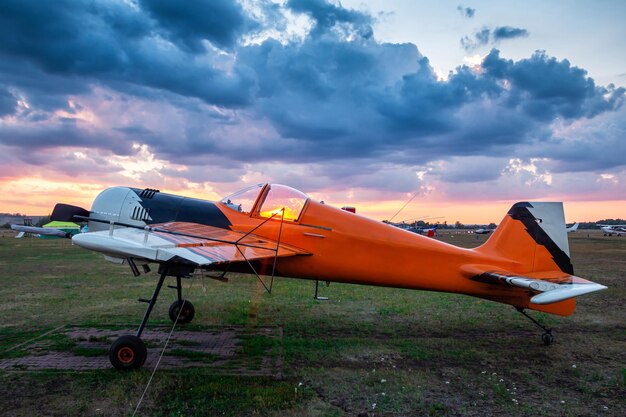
[117,346,135,364]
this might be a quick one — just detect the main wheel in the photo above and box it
[541,332,554,346]
[109,335,147,370]
[169,300,195,324]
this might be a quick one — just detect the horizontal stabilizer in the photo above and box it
[473,272,607,305]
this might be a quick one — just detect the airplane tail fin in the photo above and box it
[473,202,606,316]
[477,202,573,274]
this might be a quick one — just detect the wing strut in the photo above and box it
[232,208,286,294]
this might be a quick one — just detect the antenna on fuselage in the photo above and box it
[387,191,419,223]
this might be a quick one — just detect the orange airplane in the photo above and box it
[33,183,606,369]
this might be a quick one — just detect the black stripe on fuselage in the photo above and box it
[507,202,574,274]
[130,188,232,229]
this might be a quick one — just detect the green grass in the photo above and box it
[39,333,77,352]
[0,232,625,416]
[165,348,217,362]
[239,334,276,357]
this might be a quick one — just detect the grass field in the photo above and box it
[0,230,624,416]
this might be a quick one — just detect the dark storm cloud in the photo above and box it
[233,30,623,170]
[0,123,133,156]
[287,0,374,39]
[461,26,528,51]
[528,109,626,173]
[457,5,476,18]
[0,0,148,74]
[0,59,91,115]
[482,49,625,120]
[138,0,255,52]
[0,0,255,107]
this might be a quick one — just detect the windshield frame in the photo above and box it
[219,183,265,215]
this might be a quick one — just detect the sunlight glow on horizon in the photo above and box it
[1,180,623,224]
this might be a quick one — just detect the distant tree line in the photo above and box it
[1,215,51,229]
[385,219,624,230]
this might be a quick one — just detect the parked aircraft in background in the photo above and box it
[414,224,438,237]
[597,224,626,236]
[474,228,494,235]
[385,216,443,237]
[566,222,579,233]
[11,224,70,238]
[26,184,607,370]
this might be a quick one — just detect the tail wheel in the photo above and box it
[109,335,147,370]
[169,300,195,324]
[541,332,555,346]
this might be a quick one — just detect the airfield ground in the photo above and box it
[0,230,624,416]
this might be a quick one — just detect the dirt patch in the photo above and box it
[0,325,283,377]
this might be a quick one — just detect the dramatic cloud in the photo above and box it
[287,0,373,39]
[138,0,255,52]
[0,0,256,107]
[0,0,624,215]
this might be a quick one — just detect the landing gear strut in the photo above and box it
[168,276,195,324]
[109,263,195,370]
[516,307,554,346]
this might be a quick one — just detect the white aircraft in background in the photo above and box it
[474,228,494,235]
[597,224,626,236]
[10,224,72,238]
[566,222,579,233]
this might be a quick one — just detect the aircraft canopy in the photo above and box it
[220,184,308,222]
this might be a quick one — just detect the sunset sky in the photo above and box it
[0,0,624,224]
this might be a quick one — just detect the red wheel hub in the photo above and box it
[117,346,135,364]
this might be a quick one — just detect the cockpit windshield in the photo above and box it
[257,184,308,221]
[220,183,308,222]
[220,184,263,214]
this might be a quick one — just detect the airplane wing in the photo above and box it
[471,271,607,305]
[10,224,69,237]
[72,222,309,266]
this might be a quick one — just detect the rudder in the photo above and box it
[476,202,573,275]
